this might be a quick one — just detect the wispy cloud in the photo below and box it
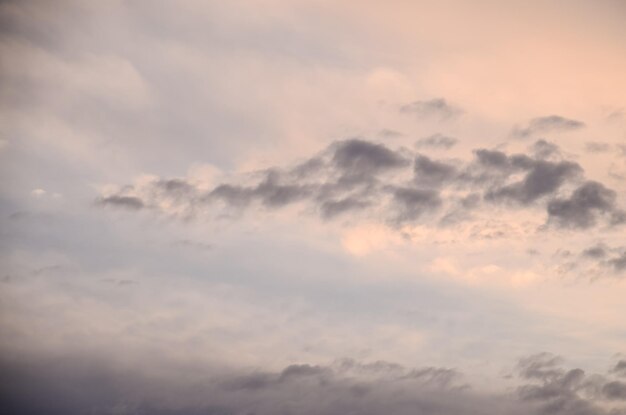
[400,98,463,121]
[512,115,585,138]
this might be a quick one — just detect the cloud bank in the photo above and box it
[2,352,626,415]
[97,138,625,232]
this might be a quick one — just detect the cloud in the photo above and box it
[378,129,403,139]
[413,154,458,188]
[466,144,583,206]
[400,98,463,120]
[319,196,370,219]
[415,133,458,150]
[517,353,565,382]
[563,244,626,279]
[485,159,581,205]
[581,244,608,259]
[210,170,314,209]
[514,353,626,414]
[585,142,612,153]
[611,361,626,378]
[608,252,626,273]
[546,181,618,229]
[331,138,409,181]
[512,115,585,138]
[603,381,626,400]
[96,139,624,231]
[532,139,561,159]
[96,194,145,210]
[2,352,626,415]
[391,187,442,223]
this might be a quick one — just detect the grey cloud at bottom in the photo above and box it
[1,351,626,415]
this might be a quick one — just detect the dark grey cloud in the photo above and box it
[96,139,623,230]
[415,133,458,150]
[331,138,409,180]
[603,381,626,400]
[391,187,442,223]
[513,115,585,138]
[223,364,332,391]
[581,244,608,259]
[469,149,540,179]
[291,156,325,178]
[465,145,583,206]
[209,170,314,209]
[413,154,458,187]
[209,183,256,208]
[473,149,514,170]
[532,139,561,159]
[155,179,195,196]
[513,353,626,415]
[400,98,463,120]
[94,139,412,220]
[485,160,581,205]
[2,353,624,415]
[96,195,145,210]
[319,196,370,219]
[547,181,618,229]
[252,171,314,208]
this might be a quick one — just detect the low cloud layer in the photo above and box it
[2,353,626,415]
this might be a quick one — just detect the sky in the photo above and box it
[1,0,626,414]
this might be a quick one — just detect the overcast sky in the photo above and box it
[1,1,626,414]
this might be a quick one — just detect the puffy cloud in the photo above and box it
[531,139,561,159]
[485,160,581,205]
[96,139,623,231]
[603,381,626,400]
[330,138,410,184]
[547,181,619,229]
